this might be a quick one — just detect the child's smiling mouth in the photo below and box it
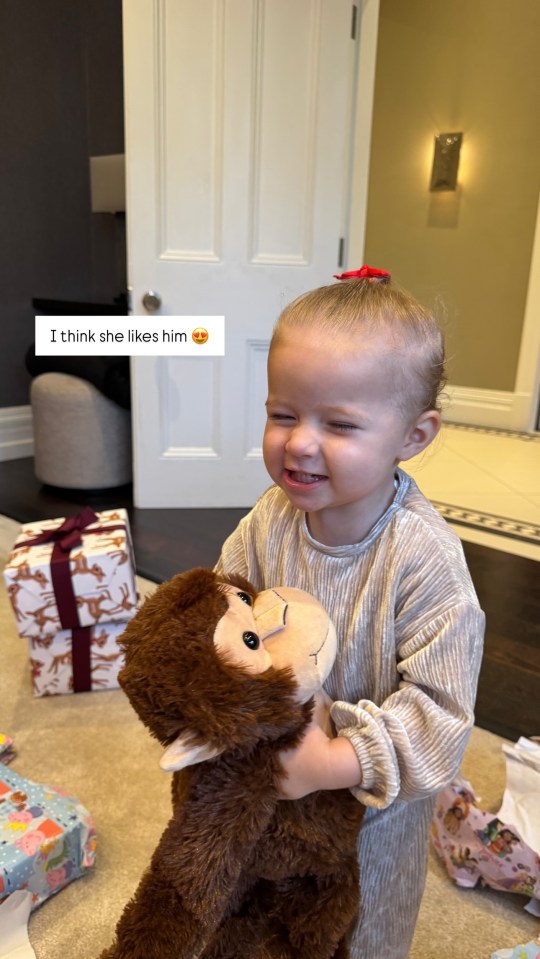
[284,469,327,487]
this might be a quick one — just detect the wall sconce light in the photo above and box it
[429,133,463,192]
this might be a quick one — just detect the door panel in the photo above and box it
[124,0,362,506]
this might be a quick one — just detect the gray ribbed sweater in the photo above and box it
[215,468,485,957]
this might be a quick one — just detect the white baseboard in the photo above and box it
[0,406,34,461]
[445,386,537,433]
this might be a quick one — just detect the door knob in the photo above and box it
[142,290,162,312]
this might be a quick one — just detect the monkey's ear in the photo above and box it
[160,734,224,772]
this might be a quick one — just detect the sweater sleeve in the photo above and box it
[214,511,260,584]
[331,601,485,809]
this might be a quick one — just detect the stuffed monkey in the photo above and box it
[98,568,364,959]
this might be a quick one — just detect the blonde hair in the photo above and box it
[271,278,446,418]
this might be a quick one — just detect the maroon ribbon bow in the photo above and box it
[333,265,391,283]
[14,506,101,630]
[21,506,100,553]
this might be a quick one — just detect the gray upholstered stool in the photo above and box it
[31,372,132,489]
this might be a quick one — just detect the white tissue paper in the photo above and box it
[497,736,540,917]
[0,891,36,959]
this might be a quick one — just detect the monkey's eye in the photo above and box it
[242,631,260,650]
[237,591,252,606]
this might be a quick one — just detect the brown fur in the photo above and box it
[98,568,364,959]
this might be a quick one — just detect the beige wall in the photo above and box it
[364,0,540,391]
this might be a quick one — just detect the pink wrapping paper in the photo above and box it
[432,779,540,902]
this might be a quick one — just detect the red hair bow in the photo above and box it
[333,265,391,283]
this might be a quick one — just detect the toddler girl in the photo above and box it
[215,266,485,958]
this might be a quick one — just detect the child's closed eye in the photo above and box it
[268,413,295,423]
[329,422,358,433]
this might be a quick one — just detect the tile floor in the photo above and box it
[406,423,540,561]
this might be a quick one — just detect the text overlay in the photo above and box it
[35,316,225,356]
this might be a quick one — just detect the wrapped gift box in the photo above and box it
[0,734,15,765]
[27,621,127,696]
[492,943,540,959]
[0,766,95,908]
[3,507,137,640]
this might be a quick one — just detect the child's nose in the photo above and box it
[285,423,318,456]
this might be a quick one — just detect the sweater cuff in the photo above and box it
[331,700,401,809]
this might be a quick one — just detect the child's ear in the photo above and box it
[399,410,441,462]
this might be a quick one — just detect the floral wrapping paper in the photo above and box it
[3,508,137,640]
[0,766,95,909]
[432,778,540,903]
[27,621,127,696]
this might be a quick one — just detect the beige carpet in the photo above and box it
[0,514,537,958]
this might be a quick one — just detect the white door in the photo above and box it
[123,0,369,507]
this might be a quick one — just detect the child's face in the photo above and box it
[263,326,438,546]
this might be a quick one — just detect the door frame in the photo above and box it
[515,186,540,431]
[440,182,540,433]
[348,0,380,270]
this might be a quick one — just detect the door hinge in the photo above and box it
[338,237,345,269]
[351,4,358,40]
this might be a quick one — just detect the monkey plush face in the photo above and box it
[212,585,273,675]
[118,568,337,771]
[252,585,337,700]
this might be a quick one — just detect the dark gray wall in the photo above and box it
[0,0,124,407]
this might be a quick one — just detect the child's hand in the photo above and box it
[278,710,363,800]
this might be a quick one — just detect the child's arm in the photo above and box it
[330,601,486,809]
